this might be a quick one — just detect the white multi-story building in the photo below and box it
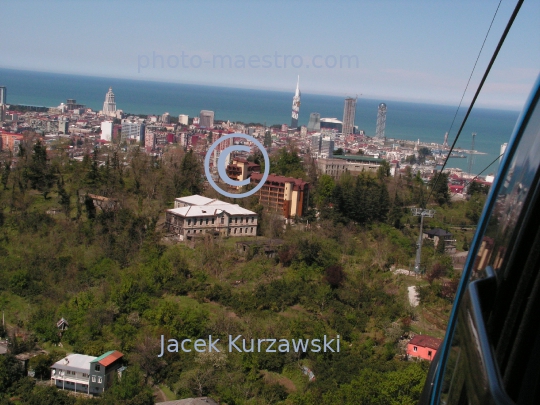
[165,195,258,239]
[50,351,124,395]
[102,87,117,117]
[121,119,145,143]
[178,114,189,125]
[100,121,113,141]
[321,136,334,158]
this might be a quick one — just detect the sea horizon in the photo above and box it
[0,67,521,174]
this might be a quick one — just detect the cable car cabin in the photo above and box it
[419,75,540,404]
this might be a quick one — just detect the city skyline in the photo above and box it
[0,1,538,110]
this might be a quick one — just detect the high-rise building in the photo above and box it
[57,118,69,134]
[443,132,449,148]
[101,121,113,141]
[342,97,357,137]
[0,86,6,105]
[178,114,189,126]
[307,113,321,132]
[321,136,334,158]
[291,76,301,128]
[375,103,387,139]
[161,112,170,124]
[311,133,322,154]
[199,110,214,128]
[121,120,145,143]
[102,87,117,116]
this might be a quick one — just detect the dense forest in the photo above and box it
[0,135,487,404]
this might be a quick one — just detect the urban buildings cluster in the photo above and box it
[0,81,492,215]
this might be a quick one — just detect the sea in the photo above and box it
[0,67,522,175]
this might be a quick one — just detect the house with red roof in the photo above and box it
[407,335,442,361]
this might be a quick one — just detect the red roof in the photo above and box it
[234,157,249,163]
[408,335,442,350]
[251,172,309,190]
[98,350,123,367]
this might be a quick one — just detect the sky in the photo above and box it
[0,0,538,110]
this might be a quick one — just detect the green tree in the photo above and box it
[1,159,10,190]
[315,174,335,208]
[270,147,304,178]
[388,189,404,229]
[465,193,485,223]
[22,385,76,405]
[377,160,391,179]
[418,147,431,164]
[430,172,450,206]
[177,149,204,196]
[468,180,490,195]
[26,140,56,198]
[0,354,25,394]
[462,236,469,251]
[101,367,154,405]
[57,177,71,218]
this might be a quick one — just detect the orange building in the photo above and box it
[226,157,261,184]
[250,172,309,219]
[0,131,24,152]
[407,335,442,361]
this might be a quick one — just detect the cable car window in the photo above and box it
[471,97,540,281]
[431,79,540,405]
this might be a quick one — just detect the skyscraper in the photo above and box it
[199,110,214,128]
[375,103,387,139]
[311,133,322,154]
[0,86,5,122]
[102,87,116,116]
[0,86,6,105]
[291,76,301,128]
[307,113,321,132]
[321,136,334,158]
[342,97,357,137]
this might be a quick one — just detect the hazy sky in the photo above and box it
[1,0,538,110]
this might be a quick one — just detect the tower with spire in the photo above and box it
[102,87,117,117]
[291,76,301,129]
[443,132,449,148]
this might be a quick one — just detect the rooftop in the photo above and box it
[51,354,97,373]
[250,172,309,190]
[174,195,231,206]
[330,155,385,163]
[91,350,123,367]
[424,228,452,237]
[168,204,256,217]
[156,398,219,405]
[408,335,443,350]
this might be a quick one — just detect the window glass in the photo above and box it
[437,84,540,405]
[471,95,540,281]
